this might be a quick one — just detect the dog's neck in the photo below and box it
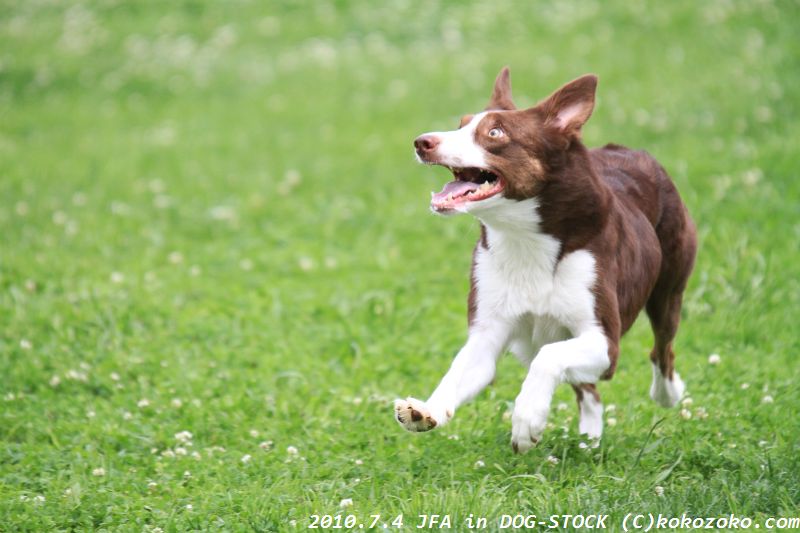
[468,143,611,256]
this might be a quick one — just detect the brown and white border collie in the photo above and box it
[395,68,697,453]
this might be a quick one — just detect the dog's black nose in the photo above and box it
[414,134,440,154]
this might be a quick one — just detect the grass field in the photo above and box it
[2,0,799,531]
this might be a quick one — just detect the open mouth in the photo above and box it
[430,167,504,212]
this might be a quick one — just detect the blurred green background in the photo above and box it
[1,0,799,530]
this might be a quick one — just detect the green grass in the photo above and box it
[1,0,799,531]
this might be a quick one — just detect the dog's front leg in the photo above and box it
[510,328,610,453]
[395,320,512,432]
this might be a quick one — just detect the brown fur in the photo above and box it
[468,69,697,396]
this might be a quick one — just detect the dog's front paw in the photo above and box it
[510,406,548,454]
[394,397,439,432]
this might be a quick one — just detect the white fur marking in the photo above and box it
[649,363,685,407]
[578,391,603,438]
[420,112,489,169]
[395,190,610,450]
[511,329,609,452]
[470,197,599,334]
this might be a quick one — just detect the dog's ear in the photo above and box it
[538,74,598,137]
[486,67,516,111]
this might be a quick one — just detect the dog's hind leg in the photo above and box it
[646,210,696,407]
[646,290,687,407]
[572,383,603,439]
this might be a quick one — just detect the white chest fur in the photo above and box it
[468,197,599,336]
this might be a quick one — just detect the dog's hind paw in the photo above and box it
[394,397,438,432]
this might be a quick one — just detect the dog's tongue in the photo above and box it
[432,180,478,202]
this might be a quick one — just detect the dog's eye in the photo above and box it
[488,127,504,138]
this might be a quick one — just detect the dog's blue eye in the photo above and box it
[488,128,504,138]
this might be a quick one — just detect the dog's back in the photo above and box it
[590,143,697,383]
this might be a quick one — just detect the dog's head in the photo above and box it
[414,67,598,215]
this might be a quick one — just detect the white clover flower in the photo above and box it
[137,398,150,408]
[606,417,617,427]
[762,395,774,404]
[168,251,184,264]
[183,470,191,478]
[604,404,616,413]
[147,481,158,489]
[259,440,273,450]
[66,369,87,382]
[191,451,202,460]
[680,408,692,420]
[448,434,459,440]
[286,445,298,455]
[110,272,124,284]
[20,339,32,350]
[655,486,664,496]
[72,192,87,206]
[354,458,363,466]
[681,397,693,407]
[740,383,750,390]
[186,504,193,511]
[86,410,96,419]
[49,375,61,387]
[474,460,485,468]
[171,398,183,408]
[298,257,314,272]
[339,498,353,508]
[109,372,120,381]
[249,429,259,438]
[175,431,193,443]
[92,467,105,477]
[153,195,171,209]
[708,353,721,365]
[241,454,252,463]
[352,397,363,405]
[209,205,236,221]
[175,447,187,456]
[695,407,709,420]
[161,450,176,458]
[546,455,559,465]
[33,494,46,503]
